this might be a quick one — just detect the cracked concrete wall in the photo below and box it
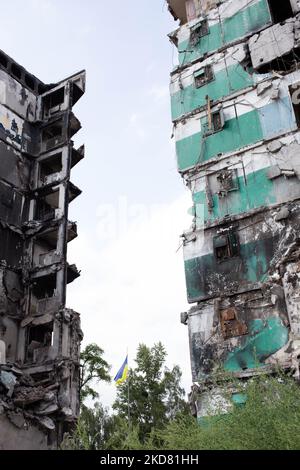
[249,15,300,69]
[0,413,48,451]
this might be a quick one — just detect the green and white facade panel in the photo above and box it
[171,0,272,67]
[174,71,300,173]
[167,0,300,420]
[189,133,300,227]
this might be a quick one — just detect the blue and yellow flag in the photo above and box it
[114,355,128,385]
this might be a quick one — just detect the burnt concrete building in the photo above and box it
[0,49,85,449]
[167,0,300,420]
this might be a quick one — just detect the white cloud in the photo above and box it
[67,192,193,408]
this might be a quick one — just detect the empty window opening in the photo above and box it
[42,120,63,142]
[11,63,22,80]
[43,87,65,118]
[268,0,293,24]
[35,198,55,221]
[33,235,58,267]
[190,20,209,47]
[35,189,59,221]
[24,74,35,91]
[28,324,53,346]
[0,52,8,68]
[32,273,56,300]
[214,231,239,262]
[256,48,300,74]
[42,119,63,151]
[39,153,63,183]
[37,227,59,248]
[194,65,214,88]
[217,169,239,197]
[27,323,53,362]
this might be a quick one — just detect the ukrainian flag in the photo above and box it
[114,355,128,385]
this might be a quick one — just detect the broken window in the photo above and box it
[212,110,224,132]
[35,198,55,221]
[28,324,53,346]
[220,307,248,339]
[194,65,214,88]
[33,233,59,267]
[32,273,56,300]
[213,231,239,262]
[34,189,59,221]
[42,119,63,152]
[217,169,239,197]
[39,152,63,184]
[190,20,209,47]
[43,87,65,119]
[26,323,53,362]
[268,0,293,24]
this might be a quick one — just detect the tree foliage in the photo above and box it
[128,374,300,450]
[112,342,188,442]
[79,343,111,402]
[62,402,114,450]
[65,342,300,450]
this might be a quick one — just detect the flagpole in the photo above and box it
[127,347,131,431]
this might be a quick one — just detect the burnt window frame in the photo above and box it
[39,152,63,184]
[213,231,239,263]
[190,19,209,47]
[204,108,225,135]
[216,168,239,197]
[211,110,224,132]
[34,187,60,222]
[31,273,57,300]
[194,64,214,88]
[42,87,66,119]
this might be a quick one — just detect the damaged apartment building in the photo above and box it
[167,0,300,420]
[0,50,85,449]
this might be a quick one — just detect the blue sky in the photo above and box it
[1,0,192,408]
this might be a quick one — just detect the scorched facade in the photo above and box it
[0,49,85,449]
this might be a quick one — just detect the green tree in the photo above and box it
[112,342,188,442]
[146,374,300,450]
[79,343,111,403]
[62,402,114,450]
